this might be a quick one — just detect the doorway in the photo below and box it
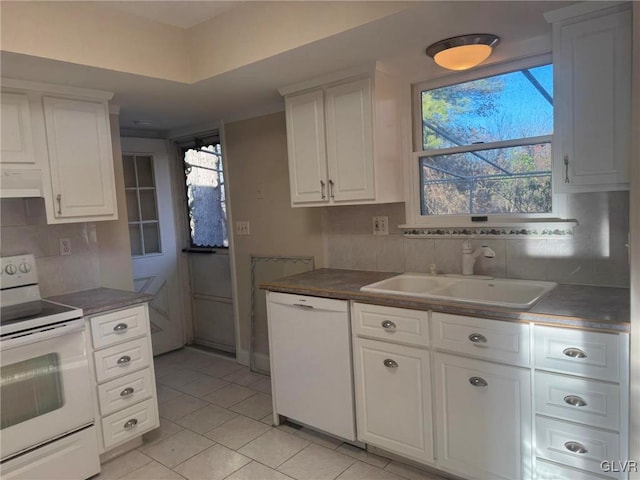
[180,141,236,354]
[121,138,184,355]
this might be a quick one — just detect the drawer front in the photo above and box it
[536,416,620,478]
[534,326,620,381]
[91,304,149,349]
[98,368,155,417]
[352,303,429,347]
[535,372,620,431]
[431,312,530,366]
[535,459,609,480]
[101,398,158,450]
[94,337,151,383]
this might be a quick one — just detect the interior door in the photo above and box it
[121,138,184,355]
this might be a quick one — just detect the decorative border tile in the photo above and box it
[402,227,574,238]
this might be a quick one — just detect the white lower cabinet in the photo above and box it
[86,303,159,456]
[434,353,532,480]
[346,303,629,480]
[353,337,433,464]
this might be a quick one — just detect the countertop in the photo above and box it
[47,288,152,316]
[260,268,630,333]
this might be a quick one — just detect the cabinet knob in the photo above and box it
[468,333,487,344]
[563,347,587,359]
[469,376,488,387]
[117,355,132,365]
[113,323,129,332]
[564,395,587,407]
[564,441,588,454]
[123,418,138,430]
[120,387,135,397]
[381,320,396,330]
[383,359,398,368]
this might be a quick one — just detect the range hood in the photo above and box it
[1,169,43,198]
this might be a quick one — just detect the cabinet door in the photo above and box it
[43,96,116,218]
[325,78,374,202]
[434,353,532,480]
[554,7,631,192]
[353,338,433,464]
[1,93,35,165]
[285,90,328,204]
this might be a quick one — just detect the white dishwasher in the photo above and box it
[266,291,356,441]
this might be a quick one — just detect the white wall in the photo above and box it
[223,112,325,355]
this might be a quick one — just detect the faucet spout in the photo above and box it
[462,241,495,275]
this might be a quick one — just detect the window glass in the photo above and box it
[184,144,228,248]
[420,143,552,215]
[417,63,553,217]
[123,154,161,256]
[421,65,553,150]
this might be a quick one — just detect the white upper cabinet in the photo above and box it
[547,3,632,192]
[281,66,404,207]
[285,90,328,203]
[1,79,117,223]
[1,93,35,166]
[325,78,374,202]
[43,96,117,221]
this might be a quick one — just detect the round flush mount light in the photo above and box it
[426,34,500,71]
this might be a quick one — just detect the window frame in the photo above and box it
[406,52,568,227]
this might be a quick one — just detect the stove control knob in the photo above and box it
[19,262,31,273]
[5,264,17,275]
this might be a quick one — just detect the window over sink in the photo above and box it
[408,56,563,226]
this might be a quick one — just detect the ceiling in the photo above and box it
[99,1,241,28]
[1,1,575,137]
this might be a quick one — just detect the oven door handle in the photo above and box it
[1,319,85,350]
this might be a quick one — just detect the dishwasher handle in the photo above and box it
[293,304,314,310]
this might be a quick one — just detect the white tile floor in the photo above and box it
[96,348,447,480]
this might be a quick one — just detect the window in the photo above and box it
[183,143,228,248]
[123,154,161,256]
[412,60,554,222]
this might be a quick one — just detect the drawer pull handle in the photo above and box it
[117,355,132,365]
[113,323,129,332]
[381,320,396,330]
[469,376,488,387]
[123,418,138,430]
[563,347,587,359]
[564,395,587,407]
[120,387,135,397]
[383,359,398,368]
[564,441,588,454]
[468,333,487,344]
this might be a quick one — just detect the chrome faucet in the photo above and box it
[462,240,495,275]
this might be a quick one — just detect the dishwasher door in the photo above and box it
[267,291,356,441]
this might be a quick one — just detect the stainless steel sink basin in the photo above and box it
[361,273,556,309]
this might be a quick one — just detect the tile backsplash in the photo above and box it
[0,198,102,297]
[322,191,630,287]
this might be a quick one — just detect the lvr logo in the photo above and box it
[601,460,638,473]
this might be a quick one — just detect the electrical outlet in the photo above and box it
[236,221,250,235]
[372,216,389,236]
[59,238,72,256]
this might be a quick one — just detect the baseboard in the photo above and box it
[236,349,270,374]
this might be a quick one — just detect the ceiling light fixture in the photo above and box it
[426,34,500,71]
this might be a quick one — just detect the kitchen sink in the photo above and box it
[361,273,556,309]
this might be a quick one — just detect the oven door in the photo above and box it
[0,319,94,461]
